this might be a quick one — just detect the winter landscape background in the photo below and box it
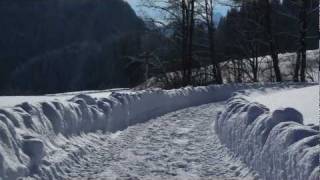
[0,0,319,180]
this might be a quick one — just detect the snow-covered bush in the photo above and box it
[215,94,319,180]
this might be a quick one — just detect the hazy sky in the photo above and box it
[125,0,230,17]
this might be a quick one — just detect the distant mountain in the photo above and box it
[0,0,145,94]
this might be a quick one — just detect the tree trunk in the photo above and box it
[299,0,308,82]
[186,0,195,85]
[144,53,149,82]
[264,0,282,82]
[205,0,223,84]
[251,45,259,82]
[237,60,243,83]
[294,51,301,82]
[181,0,188,86]
[253,57,258,82]
[181,0,195,86]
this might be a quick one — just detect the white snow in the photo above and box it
[0,83,317,179]
[248,85,319,125]
[60,102,259,179]
[140,50,319,88]
[221,49,319,83]
[0,84,249,179]
[0,88,129,108]
[215,86,319,180]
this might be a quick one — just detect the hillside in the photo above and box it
[137,49,319,89]
[0,0,145,94]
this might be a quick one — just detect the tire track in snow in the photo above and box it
[62,102,260,180]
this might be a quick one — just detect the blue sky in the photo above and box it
[125,0,230,17]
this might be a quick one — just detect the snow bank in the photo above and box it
[0,84,233,179]
[216,93,319,180]
[248,85,319,125]
[0,88,128,108]
[0,83,313,179]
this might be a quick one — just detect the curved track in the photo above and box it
[62,102,259,180]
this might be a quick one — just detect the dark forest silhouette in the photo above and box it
[0,0,318,95]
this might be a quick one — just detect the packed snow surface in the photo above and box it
[248,85,319,125]
[61,102,259,179]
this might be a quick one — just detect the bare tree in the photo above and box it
[141,0,197,86]
[232,0,283,82]
[181,0,197,86]
[203,0,223,84]
[293,0,318,82]
[263,0,282,82]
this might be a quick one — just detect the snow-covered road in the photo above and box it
[59,102,259,180]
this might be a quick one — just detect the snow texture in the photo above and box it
[247,85,319,125]
[0,88,129,108]
[0,83,314,179]
[215,92,319,180]
[61,102,259,179]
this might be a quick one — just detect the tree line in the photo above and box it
[0,0,318,94]
[135,0,318,88]
[0,0,145,95]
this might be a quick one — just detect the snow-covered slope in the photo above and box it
[215,85,319,180]
[138,49,319,89]
[248,85,319,125]
[222,49,319,83]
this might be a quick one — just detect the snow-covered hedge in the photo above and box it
[215,94,319,180]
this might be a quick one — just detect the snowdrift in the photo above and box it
[0,84,253,179]
[0,83,313,179]
[215,94,319,180]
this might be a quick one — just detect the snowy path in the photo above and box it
[61,102,259,180]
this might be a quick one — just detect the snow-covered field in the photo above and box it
[248,85,319,125]
[139,49,319,89]
[0,83,317,179]
[222,49,319,83]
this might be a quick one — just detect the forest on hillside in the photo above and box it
[137,0,318,88]
[0,0,145,94]
[0,0,318,94]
